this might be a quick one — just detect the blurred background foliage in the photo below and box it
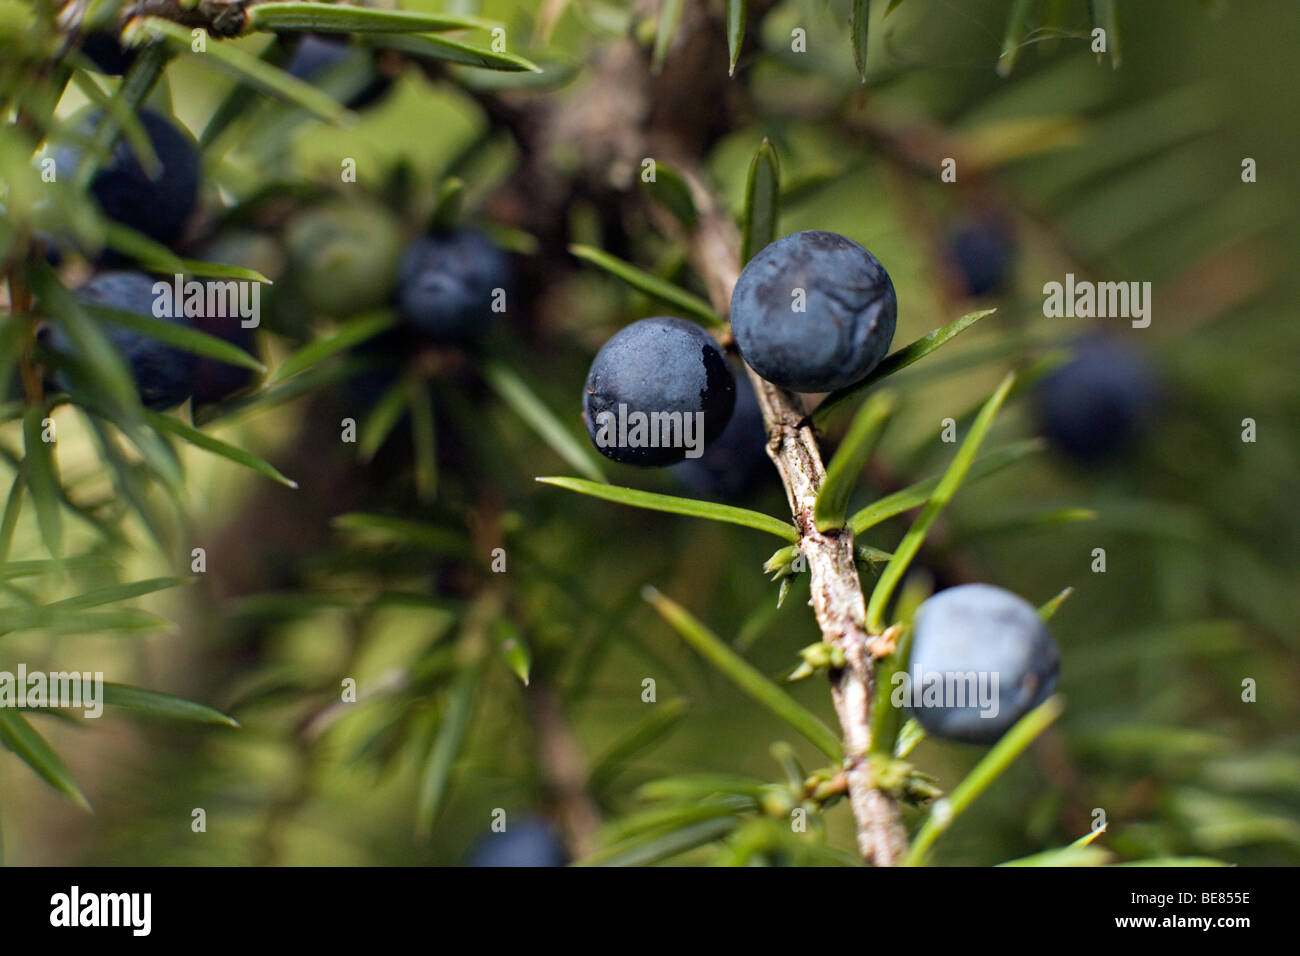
[1,0,1297,865]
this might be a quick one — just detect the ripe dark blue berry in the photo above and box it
[284,201,402,318]
[56,108,199,246]
[675,364,771,499]
[396,230,511,343]
[906,584,1060,745]
[283,33,393,110]
[583,317,735,467]
[731,230,897,393]
[947,218,1014,298]
[81,31,136,76]
[1034,337,1157,462]
[46,271,197,411]
[466,818,569,867]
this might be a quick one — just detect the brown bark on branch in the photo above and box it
[64,1,248,37]
[527,682,602,860]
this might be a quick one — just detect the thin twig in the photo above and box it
[527,681,602,860]
[76,1,249,37]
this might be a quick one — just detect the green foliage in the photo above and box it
[850,0,871,82]
[484,362,608,483]
[568,245,722,325]
[537,477,796,540]
[866,372,1017,632]
[905,696,1064,866]
[815,390,896,531]
[741,138,780,264]
[643,586,842,760]
[726,0,747,78]
[0,709,90,810]
[141,18,353,126]
[652,0,687,74]
[243,4,499,35]
[0,0,1293,870]
[814,309,997,424]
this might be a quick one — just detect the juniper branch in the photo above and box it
[456,4,906,864]
[680,170,908,867]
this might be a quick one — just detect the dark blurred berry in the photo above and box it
[55,108,199,246]
[948,218,1015,298]
[1034,336,1159,462]
[466,818,569,868]
[44,271,197,411]
[81,31,136,76]
[284,33,394,110]
[396,230,512,343]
